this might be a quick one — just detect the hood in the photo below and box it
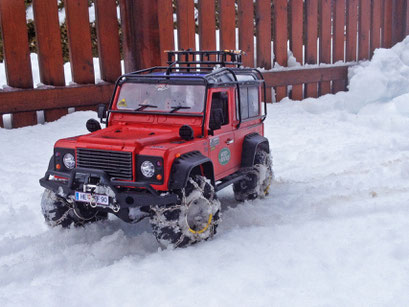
[76,125,179,150]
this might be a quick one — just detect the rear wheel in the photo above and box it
[41,189,107,228]
[149,175,221,248]
[233,149,273,201]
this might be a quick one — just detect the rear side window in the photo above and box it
[237,87,260,120]
[239,88,249,119]
[248,88,260,117]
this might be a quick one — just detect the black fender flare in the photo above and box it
[168,151,215,190]
[241,133,270,167]
[47,155,55,171]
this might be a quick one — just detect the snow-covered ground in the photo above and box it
[2,38,409,306]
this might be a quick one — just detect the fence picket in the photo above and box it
[119,0,137,72]
[370,0,382,56]
[406,0,409,36]
[0,0,33,89]
[392,0,406,45]
[273,0,288,102]
[319,0,332,95]
[255,0,272,102]
[158,0,175,65]
[238,0,254,67]
[346,0,358,61]
[358,0,371,60]
[290,0,303,100]
[333,0,345,63]
[305,0,318,98]
[65,0,95,84]
[333,0,346,93]
[382,0,393,48]
[198,0,216,51]
[33,0,65,86]
[134,1,161,69]
[176,0,195,50]
[95,0,121,83]
[0,0,36,127]
[256,0,271,70]
[219,0,236,50]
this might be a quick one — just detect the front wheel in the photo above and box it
[149,175,221,248]
[41,189,107,228]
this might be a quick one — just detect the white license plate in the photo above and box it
[75,192,109,206]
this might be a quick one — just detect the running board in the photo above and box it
[215,172,246,192]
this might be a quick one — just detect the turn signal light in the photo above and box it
[56,164,61,170]
[156,174,163,181]
[175,153,181,158]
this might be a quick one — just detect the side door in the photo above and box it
[208,89,241,180]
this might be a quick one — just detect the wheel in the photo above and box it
[233,149,273,201]
[41,189,108,228]
[149,175,221,248]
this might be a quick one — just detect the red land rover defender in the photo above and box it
[39,51,273,248]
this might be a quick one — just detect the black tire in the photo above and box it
[233,149,273,201]
[41,189,108,228]
[149,175,221,248]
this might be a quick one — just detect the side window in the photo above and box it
[237,86,260,120]
[210,92,229,128]
[236,87,260,120]
[248,87,260,117]
[239,88,249,119]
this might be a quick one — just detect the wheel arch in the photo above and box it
[241,132,270,167]
[168,151,215,190]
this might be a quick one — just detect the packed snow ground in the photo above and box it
[2,38,409,306]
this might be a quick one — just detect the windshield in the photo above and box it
[115,83,206,113]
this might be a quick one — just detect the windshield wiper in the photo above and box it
[169,106,191,113]
[135,104,158,111]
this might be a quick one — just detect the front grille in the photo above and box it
[77,148,133,180]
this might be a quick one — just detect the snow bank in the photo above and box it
[297,36,409,116]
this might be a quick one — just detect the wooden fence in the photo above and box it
[0,0,408,128]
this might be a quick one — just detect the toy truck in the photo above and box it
[40,50,273,248]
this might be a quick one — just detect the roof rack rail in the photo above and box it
[166,50,244,69]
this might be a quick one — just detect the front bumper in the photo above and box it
[39,167,178,209]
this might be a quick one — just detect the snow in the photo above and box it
[2,37,409,306]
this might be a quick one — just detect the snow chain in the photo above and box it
[151,176,220,248]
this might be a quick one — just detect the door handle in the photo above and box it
[226,138,234,145]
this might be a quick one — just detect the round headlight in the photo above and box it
[63,153,75,169]
[141,160,155,178]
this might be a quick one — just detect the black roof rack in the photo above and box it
[166,50,244,69]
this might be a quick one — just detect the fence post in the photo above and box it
[120,0,161,72]
[392,0,406,45]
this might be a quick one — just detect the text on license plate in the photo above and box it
[75,192,109,206]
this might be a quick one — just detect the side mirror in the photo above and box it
[209,109,224,131]
[97,104,107,119]
[86,118,101,132]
